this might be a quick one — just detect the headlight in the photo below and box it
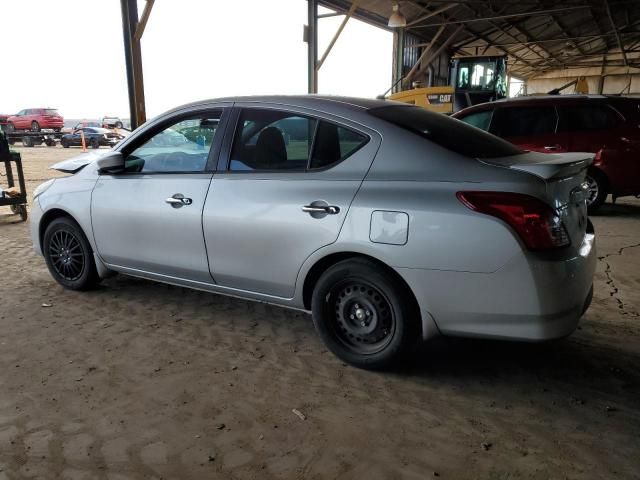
[33,179,55,199]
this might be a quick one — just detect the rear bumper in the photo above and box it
[398,232,597,341]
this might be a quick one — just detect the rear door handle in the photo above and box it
[544,144,562,151]
[302,205,340,215]
[165,193,192,208]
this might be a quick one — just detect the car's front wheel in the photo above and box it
[90,138,100,149]
[43,217,100,290]
[311,258,419,370]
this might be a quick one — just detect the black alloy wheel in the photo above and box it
[43,217,99,290]
[48,229,85,281]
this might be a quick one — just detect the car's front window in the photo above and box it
[124,112,222,173]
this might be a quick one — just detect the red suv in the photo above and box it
[453,95,640,212]
[6,108,64,132]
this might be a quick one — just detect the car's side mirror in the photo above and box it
[97,151,125,174]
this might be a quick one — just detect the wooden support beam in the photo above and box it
[604,0,629,66]
[402,24,447,88]
[316,0,358,70]
[134,0,155,43]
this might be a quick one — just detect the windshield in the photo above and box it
[368,105,523,159]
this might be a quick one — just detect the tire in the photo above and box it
[61,138,69,148]
[43,217,100,290]
[115,121,123,129]
[311,258,419,370]
[90,138,100,149]
[6,122,15,133]
[31,121,41,132]
[22,136,34,147]
[586,170,608,214]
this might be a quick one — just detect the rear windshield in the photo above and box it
[44,109,60,116]
[368,105,523,158]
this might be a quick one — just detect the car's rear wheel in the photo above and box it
[31,121,41,132]
[43,217,100,290]
[115,121,123,129]
[91,138,100,149]
[61,138,69,148]
[311,258,418,370]
[6,122,15,132]
[586,170,608,214]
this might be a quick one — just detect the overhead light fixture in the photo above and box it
[388,3,406,28]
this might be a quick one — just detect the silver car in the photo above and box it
[30,96,596,369]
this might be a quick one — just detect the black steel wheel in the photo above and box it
[586,170,608,214]
[31,121,41,132]
[330,280,395,354]
[312,258,419,369]
[43,217,99,290]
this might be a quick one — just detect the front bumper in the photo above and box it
[398,231,597,341]
[30,197,44,256]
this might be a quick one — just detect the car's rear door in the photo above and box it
[202,104,380,298]
[491,104,569,153]
[91,107,229,283]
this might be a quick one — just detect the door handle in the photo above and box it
[544,144,561,151]
[165,194,192,208]
[302,204,340,215]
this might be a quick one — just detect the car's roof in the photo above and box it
[453,94,638,117]
[495,94,608,102]
[178,95,392,112]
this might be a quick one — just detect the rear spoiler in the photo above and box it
[481,151,594,180]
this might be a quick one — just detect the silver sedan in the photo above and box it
[30,96,596,369]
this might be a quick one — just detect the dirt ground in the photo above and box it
[1,145,639,480]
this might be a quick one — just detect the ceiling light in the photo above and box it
[388,3,406,28]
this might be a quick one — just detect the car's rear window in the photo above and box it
[44,109,59,116]
[368,105,523,158]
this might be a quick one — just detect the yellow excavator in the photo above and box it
[389,55,590,114]
[389,55,508,114]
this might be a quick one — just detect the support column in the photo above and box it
[307,0,318,93]
[392,28,404,93]
[120,0,147,130]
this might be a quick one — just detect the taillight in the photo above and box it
[457,191,570,251]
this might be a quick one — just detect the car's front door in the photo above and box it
[203,105,379,298]
[71,129,83,146]
[14,110,27,129]
[91,108,228,283]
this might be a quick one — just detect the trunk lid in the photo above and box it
[482,151,594,248]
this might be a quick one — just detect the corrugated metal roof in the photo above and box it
[319,1,640,79]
